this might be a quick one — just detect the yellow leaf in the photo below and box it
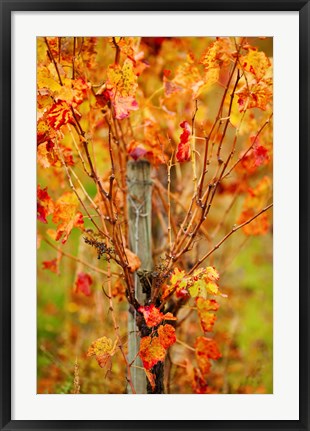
[107,59,138,97]
[170,268,186,286]
[37,67,62,93]
[205,282,219,295]
[241,48,271,81]
[87,336,118,368]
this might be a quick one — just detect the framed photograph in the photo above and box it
[1,0,309,430]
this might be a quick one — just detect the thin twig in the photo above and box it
[43,237,118,277]
[189,203,273,274]
[176,339,195,352]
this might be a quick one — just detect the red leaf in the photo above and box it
[75,272,93,296]
[128,146,148,161]
[127,138,166,165]
[73,212,85,230]
[139,304,164,328]
[254,145,269,166]
[176,121,191,162]
[37,185,54,223]
[139,305,176,328]
[42,259,58,274]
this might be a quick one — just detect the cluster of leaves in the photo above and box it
[137,305,177,389]
[37,186,84,244]
[161,267,224,392]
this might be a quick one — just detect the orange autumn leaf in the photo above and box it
[124,248,141,273]
[196,352,211,376]
[113,37,149,76]
[111,279,126,302]
[56,77,90,106]
[75,272,93,296]
[163,312,177,322]
[37,141,74,169]
[139,336,166,370]
[237,80,272,112]
[52,192,79,223]
[176,121,191,163]
[37,185,54,223]
[196,336,221,360]
[238,176,272,235]
[199,37,234,88]
[195,336,221,376]
[196,298,219,333]
[158,324,176,349]
[244,176,272,209]
[37,118,53,146]
[200,37,233,71]
[172,54,205,97]
[238,208,270,236]
[52,192,84,243]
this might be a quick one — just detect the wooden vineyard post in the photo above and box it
[127,159,152,394]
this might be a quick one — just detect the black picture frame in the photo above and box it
[1,1,309,430]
